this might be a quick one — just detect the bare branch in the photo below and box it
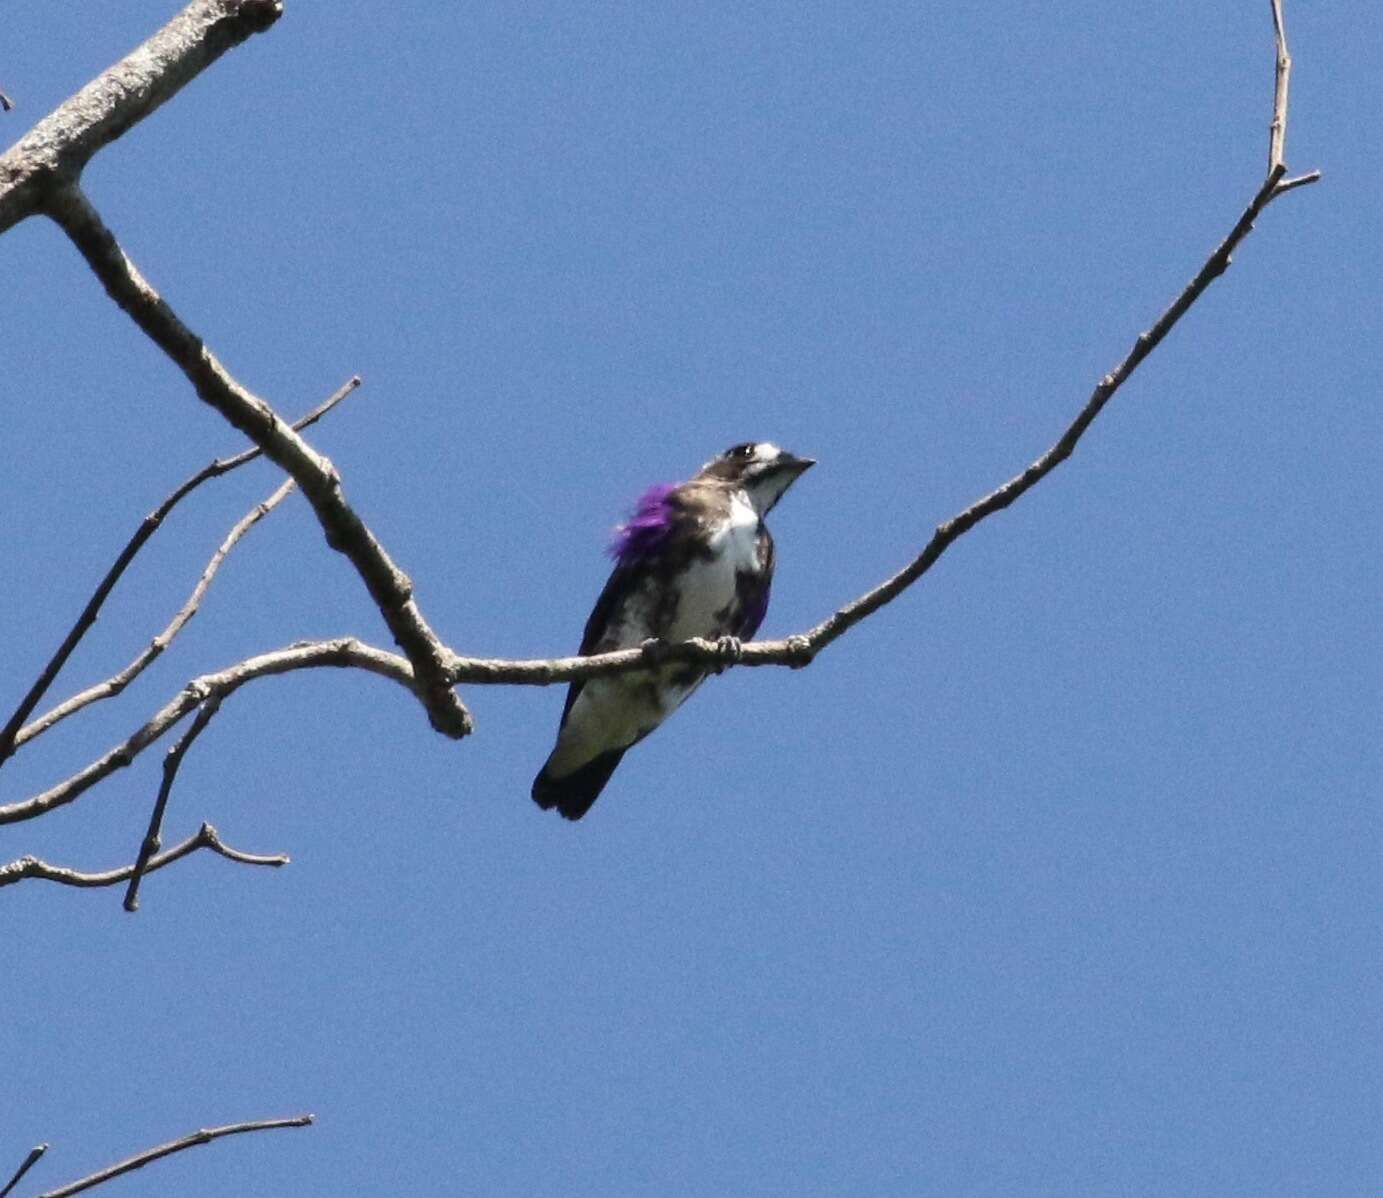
[1273,168,1321,198]
[1268,0,1292,173]
[441,2,1321,689]
[0,1,281,234]
[0,639,415,827]
[44,185,472,740]
[0,822,287,891]
[123,697,224,912]
[34,1115,312,1198]
[12,480,293,758]
[0,379,358,768]
[1,1145,47,1198]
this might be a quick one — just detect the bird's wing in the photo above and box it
[559,557,644,726]
[734,525,775,640]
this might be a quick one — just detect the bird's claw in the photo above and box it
[711,635,743,674]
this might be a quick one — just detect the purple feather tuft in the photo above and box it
[738,577,772,640]
[607,483,679,562]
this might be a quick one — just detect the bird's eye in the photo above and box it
[730,443,756,460]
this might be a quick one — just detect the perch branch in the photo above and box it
[0,0,281,234]
[1,1145,46,1198]
[0,822,287,891]
[442,0,1319,686]
[34,1115,312,1198]
[0,639,415,827]
[44,184,471,740]
[123,696,223,911]
[0,378,358,768]
[11,480,294,757]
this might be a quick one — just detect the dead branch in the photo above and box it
[0,377,357,768]
[44,183,471,741]
[0,1,1320,844]
[0,639,415,827]
[1,1145,46,1198]
[10,480,293,758]
[123,697,224,911]
[437,0,1319,686]
[0,0,466,737]
[0,822,287,891]
[0,1,281,233]
[32,1115,312,1198]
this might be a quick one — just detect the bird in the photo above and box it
[532,441,815,820]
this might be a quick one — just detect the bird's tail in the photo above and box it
[531,748,627,820]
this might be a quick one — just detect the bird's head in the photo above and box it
[698,441,815,515]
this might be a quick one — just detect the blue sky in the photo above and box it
[3,2,1380,1195]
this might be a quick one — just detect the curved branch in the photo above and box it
[0,639,415,827]
[445,3,1319,689]
[44,184,472,741]
[0,822,288,891]
[11,480,294,757]
[33,1115,312,1198]
[0,377,358,768]
[0,0,281,234]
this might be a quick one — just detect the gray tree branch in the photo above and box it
[0,375,358,768]
[0,822,288,891]
[30,1115,312,1198]
[43,183,472,741]
[0,0,469,739]
[0,639,417,828]
[123,696,224,911]
[0,0,281,234]
[0,3,1319,864]
[11,480,294,757]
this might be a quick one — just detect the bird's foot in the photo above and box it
[784,634,814,668]
[639,637,672,665]
[711,635,743,674]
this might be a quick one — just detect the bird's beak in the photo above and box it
[776,450,816,474]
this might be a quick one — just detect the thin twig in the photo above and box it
[15,478,293,753]
[0,639,415,827]
[0,379,357,767]
[0,822,287,891]
[1,1145,46,1198]
[123,697,224,912]
[35,1115,312,1198]
[14,480,293,756]
[45,185,472,741]
[1273,169,1320,197]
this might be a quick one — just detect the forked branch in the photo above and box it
[0,377,357,767]
[0,2,1320,849]
[438,0,1319,685]
[44,184,471,741]
[0,822,288,891]
[0,639,416,827]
